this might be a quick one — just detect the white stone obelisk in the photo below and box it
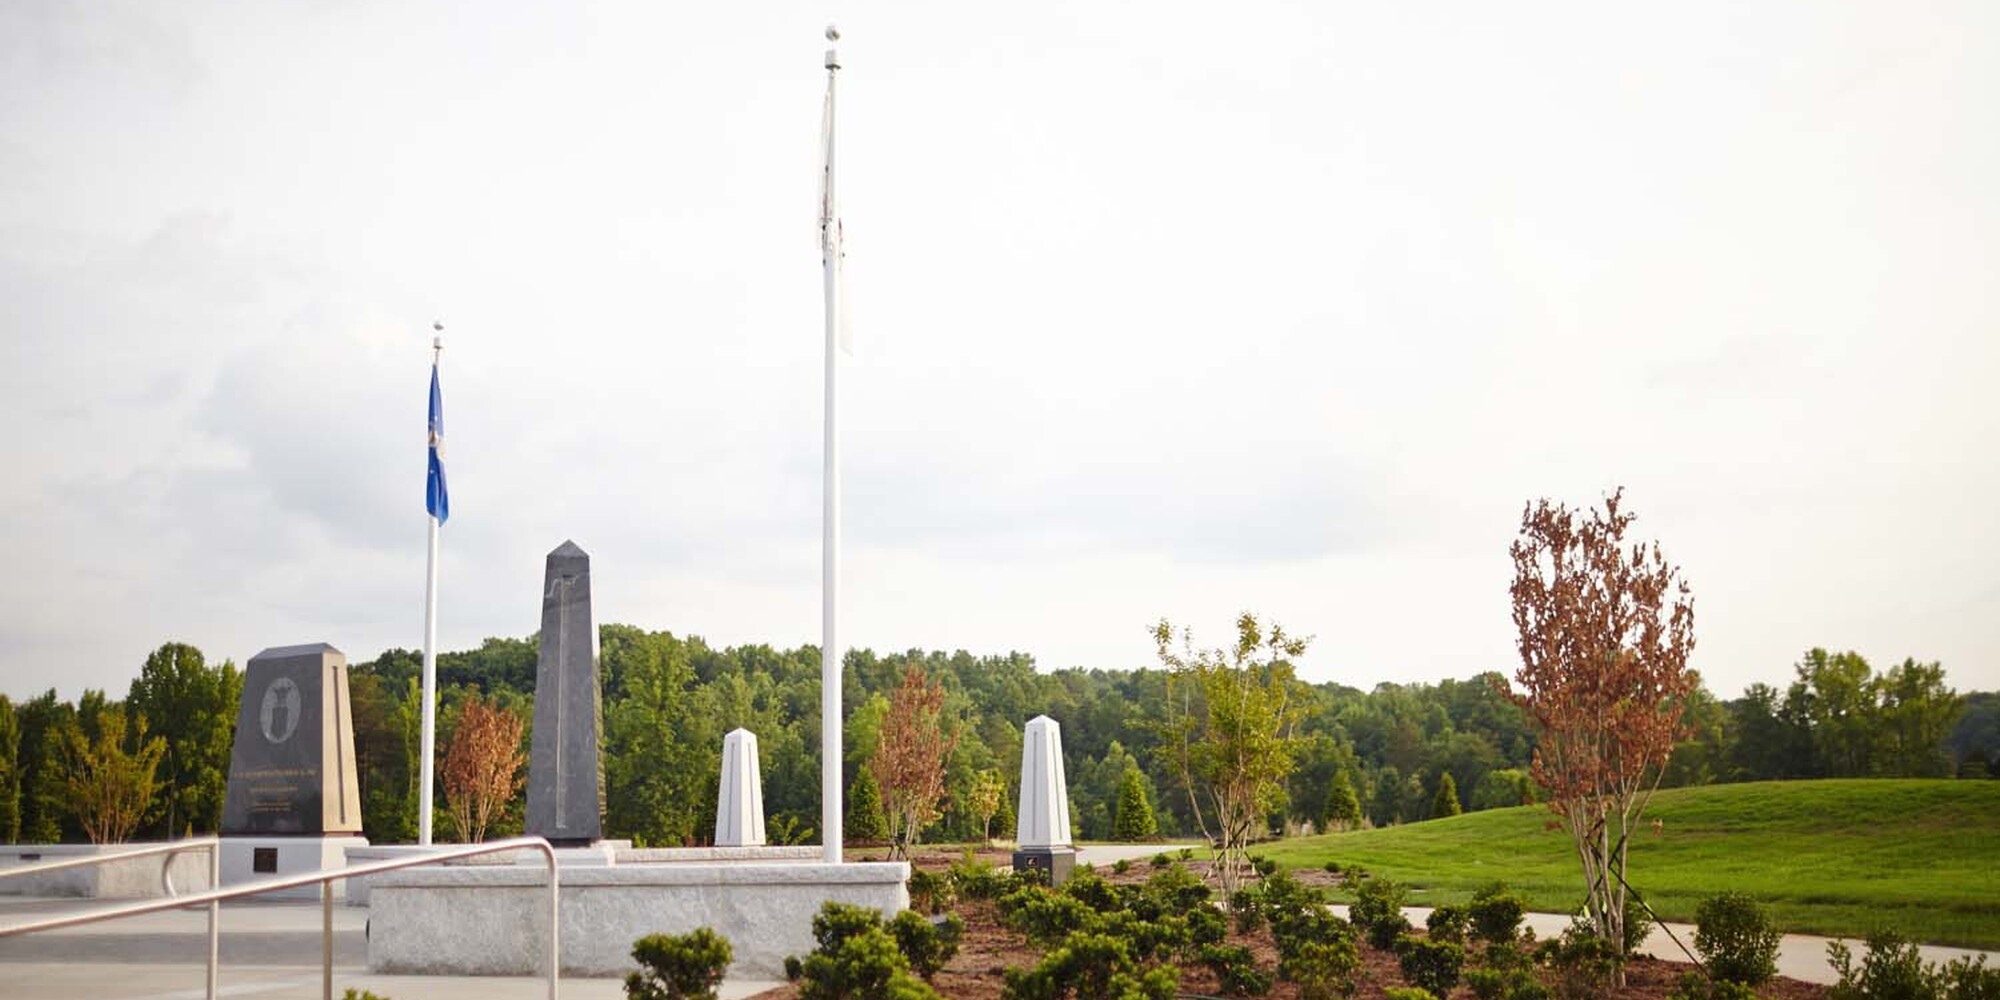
[715,728,767,848]
[1014,715,1077,884]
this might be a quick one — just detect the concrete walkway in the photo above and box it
[0,895,781,1000]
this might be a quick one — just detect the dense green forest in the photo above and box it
[0,630,1992,845]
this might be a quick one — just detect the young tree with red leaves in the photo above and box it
[871,665,958,859]
[1504,488,1696,964]
[441,694,527,843]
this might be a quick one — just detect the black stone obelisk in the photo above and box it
[524,540,604,846]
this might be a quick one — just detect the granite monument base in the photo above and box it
[1012,846,1076,886]
[0,843,214,898]
[220,835,368,901]
[342,844,445,906]
[367,860,909,978]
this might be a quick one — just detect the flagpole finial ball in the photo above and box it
[825,25,839,42]
[432,321,443,332]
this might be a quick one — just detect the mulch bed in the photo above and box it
[745,850,1830,999]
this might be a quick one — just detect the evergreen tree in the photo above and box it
[994,786,1017,841]
[1324,766,1362,831]
[1369,766,1402,827]
[16,692,78,843]
[1111,766,1157,841]
[1431,772,1462,819]
[846,768,887,844]
[0,695,18,842]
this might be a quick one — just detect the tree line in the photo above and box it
[0,631,1990,845]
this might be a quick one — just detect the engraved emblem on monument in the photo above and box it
[261,677,301,744]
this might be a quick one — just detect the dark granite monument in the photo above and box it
[221,643,364,836]
[525,540,604,846]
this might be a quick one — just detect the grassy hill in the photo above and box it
[1257,779,2000,949]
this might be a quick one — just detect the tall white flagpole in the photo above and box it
[819,25,844,864]
[420,330,442,846]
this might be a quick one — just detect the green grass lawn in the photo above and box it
[1257,779,2000,949]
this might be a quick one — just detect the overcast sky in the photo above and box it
[3,1,1995,702]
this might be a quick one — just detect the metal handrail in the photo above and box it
[0,836,220,897]
[0,835,560,1000]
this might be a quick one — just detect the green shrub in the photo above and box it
[906,869,956,915]
[1097,910,1190,963]
[1694,893,1781,986]
[1625,893,1655,958]
[1467,967,1508,999]
[1427,904,1470,945]
[1063,870,1120,912]
[1351,876,1411,950]
[1668,971,1761,1000]
[1280,937,1360,1000]
[1273,909,1351,965]
[1396,934,1466,998]
[1467,966,1550,1000]
[1470,883,1528,945]
[1939,955,2000,1000]
[1113,858,1131,875]
[1186,906,1228,949]
[1150,853,1170,868]
[952,858,1019,901]
[1384,988,1437,1000]
[889,911,963,980]
[1177,847,1195,861]
[1142,863,1212,911]
[1323,860,1341,874]
[1002,932,1177,1000]
[625,927,733,1000]
[1231,888,1266,934]
[341,992,392,1000]
[1829,931,2000,1000]
[1537,923,1621,1000]
[1250,855,1279,877]
[1829,931,1938,1000]
[1001,887,1098,948]
[1199,944,1274,997]
[787,903,941,1000]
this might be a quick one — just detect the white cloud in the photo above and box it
[1,0,1995,699]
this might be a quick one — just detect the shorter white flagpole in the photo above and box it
[419,331,442,846]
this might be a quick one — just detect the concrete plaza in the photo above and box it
[0,894,780,1000]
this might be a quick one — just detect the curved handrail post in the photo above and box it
[537,839,560,1000]
[207,844,220,1000]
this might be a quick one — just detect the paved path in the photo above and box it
[1381,904,1995,987]
[0,895,780,1000]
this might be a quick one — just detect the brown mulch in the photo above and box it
[745,851,1831,1000]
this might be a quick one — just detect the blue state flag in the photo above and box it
[427,363,450,524]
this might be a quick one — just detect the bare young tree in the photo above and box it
[1153,613,1306,894]
[441,694,526,843]
[1504,488,1696,963]
[871,665,958,860]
